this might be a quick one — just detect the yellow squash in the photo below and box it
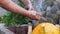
[32,22,60,34]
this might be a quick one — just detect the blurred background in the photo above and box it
[0,0,60,34]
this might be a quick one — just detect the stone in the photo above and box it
[0,24,15,34]
[31,0,60,27]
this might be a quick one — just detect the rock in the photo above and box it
[0,24,15,34]
[31,0,60,27]
[56,0,60,3]
[0,7,7,17]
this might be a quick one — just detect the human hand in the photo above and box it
[26,3,34,10]
[24,0,34,10]
[27,10,40,20]
[19,0,34,10]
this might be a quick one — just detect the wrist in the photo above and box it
[25,11,30,17]
[20,9,30,17]
[25,11,32,18]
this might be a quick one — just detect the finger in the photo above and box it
[36,13,41,19]
[35,15,40,20]
[28,14,36,20]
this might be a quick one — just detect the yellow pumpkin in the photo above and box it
[32,22,60,34]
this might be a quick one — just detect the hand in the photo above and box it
[27,10,40,20]
[26,3,34,10]
[25,0,34,10]
[19,0,34,10]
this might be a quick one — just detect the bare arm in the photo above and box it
[0,0,40,20]
[0,0,29,16]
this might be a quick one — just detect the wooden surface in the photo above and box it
[7,25,28,34]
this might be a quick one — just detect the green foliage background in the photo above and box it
[2,2,31,26]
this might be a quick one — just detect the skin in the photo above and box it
[19,0,34,10]
[0,0,41,20]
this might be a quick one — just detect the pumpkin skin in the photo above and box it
[32,22,60,34]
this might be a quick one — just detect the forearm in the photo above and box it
[0,0,29,16]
